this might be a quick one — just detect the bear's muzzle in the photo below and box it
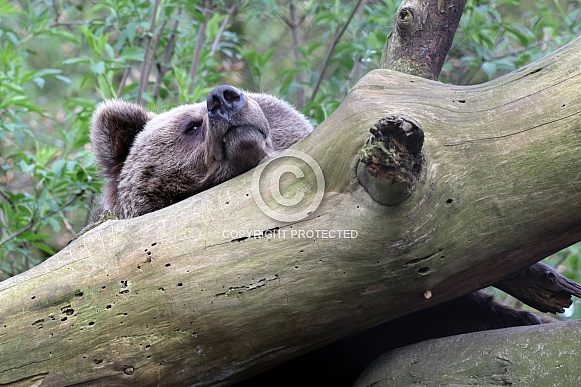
[207,85,246,121]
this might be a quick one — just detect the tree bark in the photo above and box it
[381,0,466,80]
[354,320,581,386]
[0,36,580,386]
[495,262,581,313]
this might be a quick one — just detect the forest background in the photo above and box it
[0,0,579,319]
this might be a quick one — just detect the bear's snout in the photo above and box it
[207,85,246,121]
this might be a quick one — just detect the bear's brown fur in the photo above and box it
[91,85,312,218]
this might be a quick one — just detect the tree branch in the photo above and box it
[288,0,306,108]
[310,0,363,102]
[197,3,238,83]
[188,0,212,95]
[209,4,237,57]
[116,67,131,99]
[153,7,183,101]
[136,0,162,105]
[0,190,13,207]
[381,0,467,79]
[494,262,581,313]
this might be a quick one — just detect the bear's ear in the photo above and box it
[91,100,155,180]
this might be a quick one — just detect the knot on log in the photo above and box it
[357,115,424,206]
[396,7,420,36]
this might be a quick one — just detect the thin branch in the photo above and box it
[288,0,306,108]
[136,0,162,105]
[188,0,212,96]
[153,8,184,101]
[198,3,238,82]
[146,18,168,86]
[116,67,131,98]
[340,56,363,99]
[58,210,77,236]
[310,0,363,102]
[209,4,237,57]
[493,35,576,60]
[339,2,366,100]
[0,190,11,241]
[83,192,96,228]
[49,1,92,28]
[48,20,92,28]
[0,190,13,206]
[117,35,146,98]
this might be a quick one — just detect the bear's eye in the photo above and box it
[182,119,203,135]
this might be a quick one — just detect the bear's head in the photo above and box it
[91,85,313,219]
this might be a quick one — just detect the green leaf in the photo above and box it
[260,47,276,66]
[18,159,35,174]
[31,241,56,255]
[32,77,45,89]
[56,75,72,84]
[52,159,66,176]
[35,69,63,77]
[104,43,115,59]
[504,24,535,47]
[0,0,24,16]
[118,47,145,62]
[19,231,52,241]
[63,58,91,65]
[481,62,497,79]
[90,61,106,75]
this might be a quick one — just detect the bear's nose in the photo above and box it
[207,85,246,121]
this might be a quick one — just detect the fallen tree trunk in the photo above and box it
[354,320,581,386]
[0,36,580,386]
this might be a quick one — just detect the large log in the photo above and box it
[0,37,580,386]
[354,320,581,386]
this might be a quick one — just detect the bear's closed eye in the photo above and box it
[181,119,203,134]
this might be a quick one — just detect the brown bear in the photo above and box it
[91,85,313,219]
[91,85,542,386]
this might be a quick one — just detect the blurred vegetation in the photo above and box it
[0,0,579,316]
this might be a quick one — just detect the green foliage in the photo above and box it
[0,1,99,277]
[0,0,579,306]
[442,0,581,84]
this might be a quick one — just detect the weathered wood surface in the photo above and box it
[0,37,580,386]
[354,320,581,387]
